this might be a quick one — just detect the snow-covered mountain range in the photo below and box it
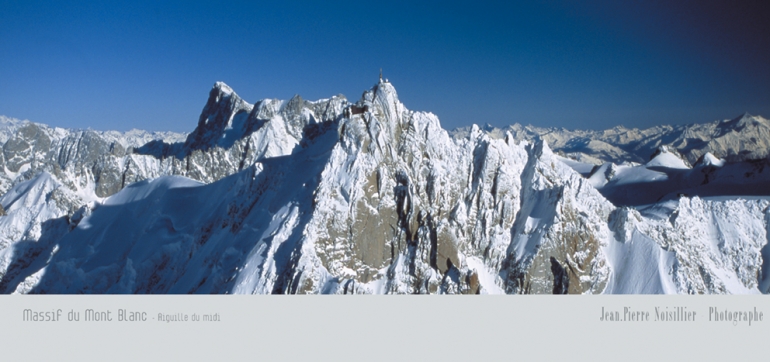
[452,112,770,166]
[1,80,768,294]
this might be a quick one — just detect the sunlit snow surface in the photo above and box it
[1,84,769,294]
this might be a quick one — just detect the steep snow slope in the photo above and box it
[608,197,769,294]
[1,81,769,294]
[0,83,349,287]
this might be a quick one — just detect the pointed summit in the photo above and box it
[183,81,253,152]
[647,145,690,169]
[723,111,756,125]
[213,81,234,96]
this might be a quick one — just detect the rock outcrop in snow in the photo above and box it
[0,82,768,294]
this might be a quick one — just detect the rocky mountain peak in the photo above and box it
[734,111,754,122]
[2,81,770,295]
[213,81,235,96]
[693,152,725,167]
[182,82,254,152]
[647,145,691,168]
[353,80,401,120]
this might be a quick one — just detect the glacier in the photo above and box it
[0,79,768,294]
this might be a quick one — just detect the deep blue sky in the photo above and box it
[1,0,768,132]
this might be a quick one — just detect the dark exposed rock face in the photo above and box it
[0,84,768,295]
[550,257,568,294]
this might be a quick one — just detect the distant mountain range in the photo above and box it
[1,80,768,294]
[451,112,770,166]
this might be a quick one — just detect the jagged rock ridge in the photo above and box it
[0,82,768,294]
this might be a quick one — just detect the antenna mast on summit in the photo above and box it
[379,68,383,82]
